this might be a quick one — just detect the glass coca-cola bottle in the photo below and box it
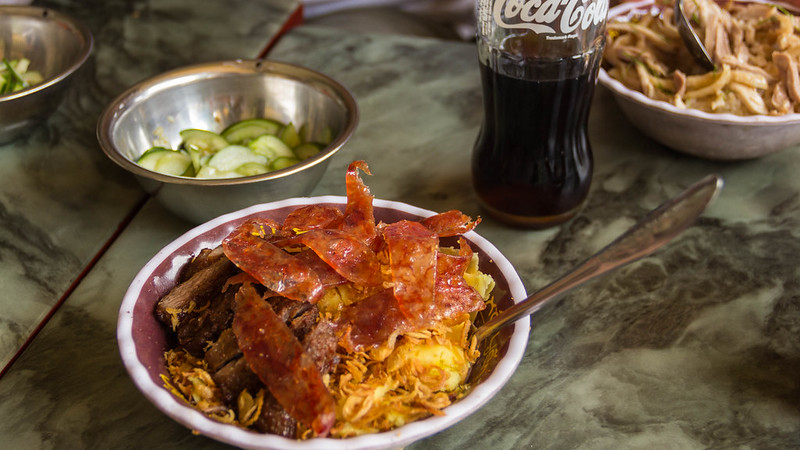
[472,0,609,229]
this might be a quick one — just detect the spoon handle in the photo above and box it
[474,174,724,343]
[674,0,716,70]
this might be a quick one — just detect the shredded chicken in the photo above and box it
[604,0,800,115]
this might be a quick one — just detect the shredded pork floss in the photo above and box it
[157,160,496,439]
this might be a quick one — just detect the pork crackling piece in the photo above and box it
[232,284,336,437]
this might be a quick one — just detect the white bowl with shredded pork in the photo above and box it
[117,195,529,450]
[599,0,800,160]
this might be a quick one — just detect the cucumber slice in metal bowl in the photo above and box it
[206,145,267,172]
[294,143,322,160]
[279,122,301,148]
[155,151,193,176]
[179,129,229,154]
[136,147,172,170]
[235,162,270,176]
[137,147,192,176]
[221,118,282,145]
[271,156,301,171]
[135,117,335,179]
[248,134,296,161]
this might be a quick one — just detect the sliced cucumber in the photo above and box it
[137,147,173,171]
[206,145,268,172]
[195,165,240,179]
[1,58,43,94]
[279,122,301,149]
[298,123,311,144]
[248,134,295,161]
[319,126,334,146]
[181,162,197,178]
[22,71,43,86]
[155,151,193,176]
[294,142,322,160]
[221,118,282,144]
[140,118,320,179]
[180,129,229,154]
[271,157,301,171]
[137,147,192,176]
[235,162,270,176]
[185,145,210,173]
[137,146,172,165]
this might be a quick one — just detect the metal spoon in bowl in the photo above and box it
[674,0,716,70]
[473,174,723,343]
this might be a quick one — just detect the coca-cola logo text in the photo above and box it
[493,0,608,35]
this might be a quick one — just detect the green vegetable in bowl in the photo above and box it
[1,58,44,94]
[137,118,327,178]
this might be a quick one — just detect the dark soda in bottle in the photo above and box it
[473,0,608,229]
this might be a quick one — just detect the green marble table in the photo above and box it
[2,2,800,449]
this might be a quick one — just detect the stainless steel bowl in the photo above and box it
[0,6,93,144]
[96,59,359,224]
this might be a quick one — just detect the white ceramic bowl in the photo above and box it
[117,196,529,450]
[599,0,800,160]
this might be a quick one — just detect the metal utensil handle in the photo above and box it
[674,0,716,70]
[474,174,724,343]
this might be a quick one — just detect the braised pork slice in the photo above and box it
[175,285,238,356]
[177,246,228,283]
[302,319,339,375]
[155,250,237,327]
[255,392,298,438]
[213,356,262,405]
[204,328,241,372]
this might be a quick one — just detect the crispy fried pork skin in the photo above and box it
[337,289,410,352]
[279,229,383,288]
[383,220,438,322]
[337,238,485,353]
[291,249,348,288]
[420,210,481,237]
[432,238,486,323]
[223,220,324,303]
[232,284,336,437]
[283,204,344,231]
[343,160,377,245]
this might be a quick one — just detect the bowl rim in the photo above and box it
[117,195,530,450]
[96,59,360,186]
[600,0,800,125]
[0,5,94,102]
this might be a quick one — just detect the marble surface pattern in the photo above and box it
[2,4,800,450]
[0,0,299,371]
